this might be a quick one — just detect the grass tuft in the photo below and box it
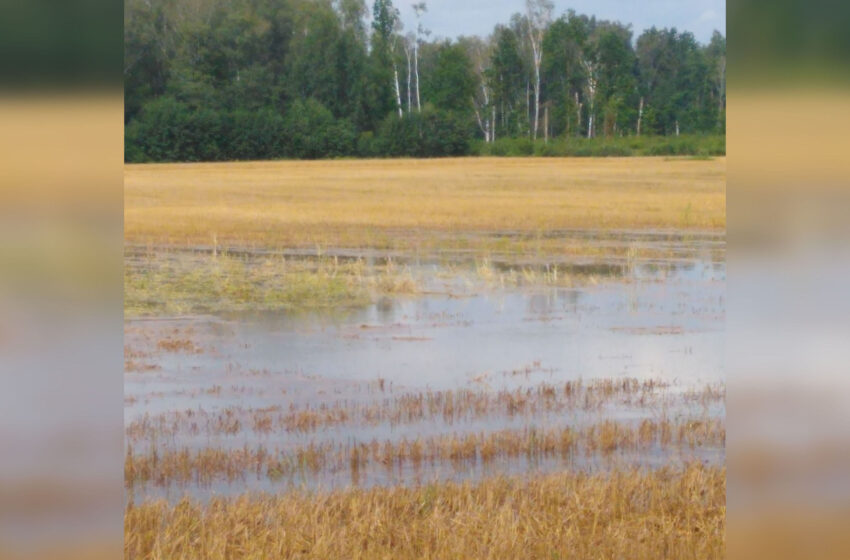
[125,464,725,559]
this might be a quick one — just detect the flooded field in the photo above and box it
[125,231,724,500]
[124,158,725,558]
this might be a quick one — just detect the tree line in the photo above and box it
[125,0,725,162]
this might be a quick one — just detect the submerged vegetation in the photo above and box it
[125,416,724,487]
[124,371,725,490]
[125,378,724,440]
[124,253,416,316]
[125,464,725,560]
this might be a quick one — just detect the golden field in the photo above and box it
[125,157,726,251]
[125,464,725,560]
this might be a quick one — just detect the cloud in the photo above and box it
[699,9,717,22]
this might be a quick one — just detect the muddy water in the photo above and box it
[125,248,725,499]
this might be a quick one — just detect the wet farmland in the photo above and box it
[124,231,725,501]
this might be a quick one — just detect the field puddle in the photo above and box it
[125,240,725,500]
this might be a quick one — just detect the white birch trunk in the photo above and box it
[582,59,597,138]
[413,4,427,112]
[405,43,412,113]
[525,0,551,141]
[531,35,543,140]
[473,104,490,142]
[393,64,403,118]
[533,68,541,140]
[473,85,492,142]
[473,57,493,143]
[527,32,542,141]
[414,41,421,111]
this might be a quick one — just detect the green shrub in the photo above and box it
[125,98,724,163]
[124,96,225,162]
[488,141,509,156]
[374,109,472,158]
[224,109,286,160]
[596,144,632,157]
[469,134,723,158]
[357,131,376,157]
[284,99,344,159]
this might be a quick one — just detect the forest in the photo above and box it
[124,0,726,162]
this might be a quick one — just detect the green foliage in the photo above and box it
[478,137,535,157]
[427,43,476,113]
[125,96,222,162]
[285,99,356,159]
[124,0,724,162]
[375,109,472,157]
[473,134,724,158]
[124,96,355,162]
[224,109,286,160]
[490,25,528,138]
[356,131,377,157]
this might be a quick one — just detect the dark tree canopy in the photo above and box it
[125,0,725,162]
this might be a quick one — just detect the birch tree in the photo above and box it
[524,0,553,140]
[462,36,495,143]
[335,0,367,42]
[372,0,403,118]
[541,12,586,137]
[403,33,414,112]
[412,2,428,111]
[636,28,665,135]
[392,42,403,117]
[581,54,598,138]
[490,25,524,137]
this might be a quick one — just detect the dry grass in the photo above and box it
[125,157,726,251]
[125,463,725,560]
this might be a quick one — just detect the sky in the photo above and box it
[392,1,725,45]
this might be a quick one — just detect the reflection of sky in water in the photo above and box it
[126,258,724,420]
[125,256,725,499]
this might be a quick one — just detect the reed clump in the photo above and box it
[155,337,202,354]
[126,378,709,442]
[125,463,725,560]
[125,418,725,487]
